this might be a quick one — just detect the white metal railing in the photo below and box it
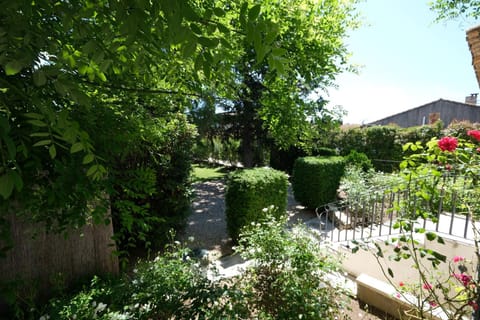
[316,174,479,243]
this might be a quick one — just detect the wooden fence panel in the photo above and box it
[0,212,118,304]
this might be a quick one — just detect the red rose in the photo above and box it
[438,137,458,152]
[467,130,480,142]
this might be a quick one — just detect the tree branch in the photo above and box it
[81,80,205,98]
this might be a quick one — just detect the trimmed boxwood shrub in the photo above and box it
[225,168,288,241]
[292,156,345,209]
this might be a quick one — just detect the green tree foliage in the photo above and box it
[3,1,355,246]
[1,0,220,253]
[430,0,480,20]
[202,0,359,167]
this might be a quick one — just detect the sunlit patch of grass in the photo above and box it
[191,164,231,182]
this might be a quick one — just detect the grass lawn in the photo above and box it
[191,164,233,182]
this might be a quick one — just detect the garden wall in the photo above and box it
[341,235,476,284]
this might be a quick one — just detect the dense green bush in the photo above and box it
[338,165,402,217]
[192,136,241,165]
[269,145,307,174]
[397,121,443,147]
[225,167,288,241]
[117,114,196,251]
[333,126,401,172]
[443,120,480,139]
[79,108,197,256]
[41,216,349,320]
[313,146,337,156]
[345,150,373,172]
[269,146,338,175]
[335,127,366,156]
[363,126,401,172]
[236,214,350,319]
[42,241,225,320]
[292,156,345,209]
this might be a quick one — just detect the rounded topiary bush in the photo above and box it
[225,167,288,241]
[345,150,373,172]
[292,156,346,209]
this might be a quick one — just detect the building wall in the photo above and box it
[369,99,480,128]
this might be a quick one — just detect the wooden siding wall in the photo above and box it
[369,100,480,128]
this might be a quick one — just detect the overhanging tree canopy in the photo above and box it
[430,0,480,19]
[195,0,359,166]
[0,0,359,232]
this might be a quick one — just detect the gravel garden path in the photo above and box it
[179,179,313,259]
[179,179,392,319]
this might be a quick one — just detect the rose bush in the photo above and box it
[355,129,480,319]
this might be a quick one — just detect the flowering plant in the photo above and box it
[394,255,478,319]
[361,128,480,319]
[438,136,459,152]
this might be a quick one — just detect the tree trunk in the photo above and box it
[240,129,255,168]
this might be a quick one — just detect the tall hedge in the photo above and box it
[292,156,345,209]
[334,126,401,172]
[225,168,288,241]
[109,114,197,250]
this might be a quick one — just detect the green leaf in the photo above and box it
[49,144,57,159]
[33,139,52,147]
[0,173,14,199]
[24,112,44,120]
[70,142,83,153]
[197,36,218,48]
[437,236,445,244]
[217,23,230,34]
[4,60,23,75]
[54,81,68,96]
[351,246,359,254]
[33,70,47,86]
[182,41,197,57]
[30,132,50,137]
[425,232,437,241]
[387,267,394,278]
[213,7,225,17]
[78,64,88,75]
[271,47,286,57]
[190,24,202,35]
[414,227,425,233]
[27,119,47,127]
[86,164,99,177]
[82,153,95,164]
[374,242,384,258]
[11,170,23,191]
[97,72,107,82]
[248,4,261,21]
[87,164,106,180]
[432,251,446,263]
